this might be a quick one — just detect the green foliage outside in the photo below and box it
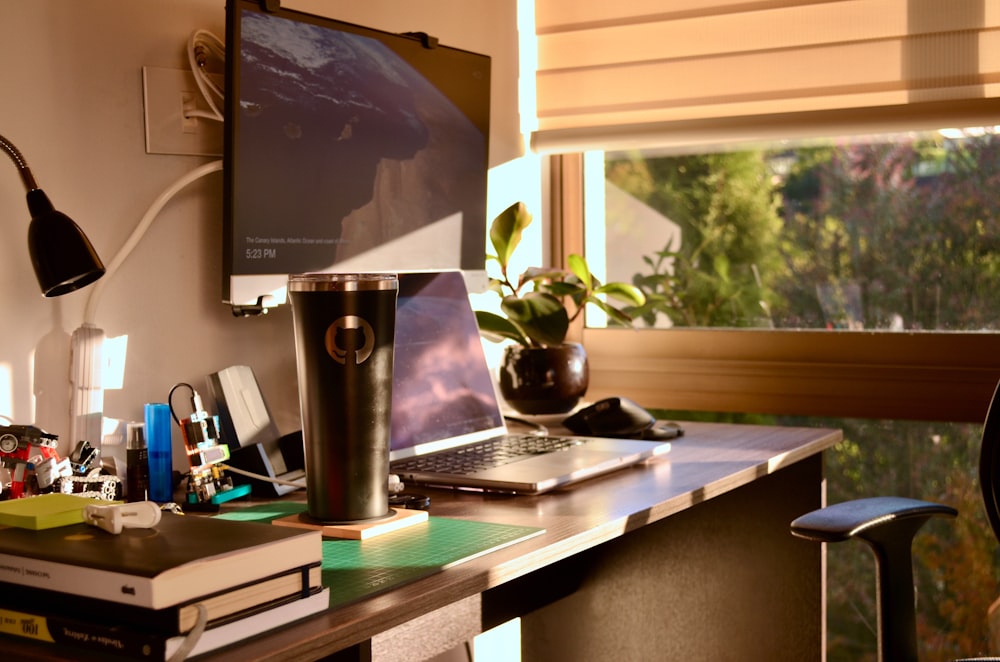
[614,133,1000,661]
[610,134,1000,331]
[608,151,783,327]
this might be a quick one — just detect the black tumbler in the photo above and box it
[288,273,398,523]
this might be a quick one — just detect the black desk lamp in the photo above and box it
[1,133,105,296]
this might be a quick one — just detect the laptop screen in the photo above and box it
[390,272,505,458]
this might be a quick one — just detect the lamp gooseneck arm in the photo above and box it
[0,133,39,191]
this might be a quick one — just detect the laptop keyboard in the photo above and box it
[391,434,585,475]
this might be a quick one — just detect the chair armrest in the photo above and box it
[791,496,957,544]
[791,496,957,661]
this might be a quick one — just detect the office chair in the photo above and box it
[790,379,1000,662]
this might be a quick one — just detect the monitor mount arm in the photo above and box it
[403,32,439,49]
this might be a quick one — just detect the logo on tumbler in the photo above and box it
[325,316,375,365]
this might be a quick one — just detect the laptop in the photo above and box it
[387,271,672,494]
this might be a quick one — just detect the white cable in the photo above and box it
[83,160,223,325]
[187,29,225,121]
[81,26,226,325]
[191,29,225,88]
[189,30,224,98]
[221,464,307,489]
[72,160,223,445]
[185,109,221,121]
[219,464,406,494]
[68,26,227,450]
[166,603,207,662]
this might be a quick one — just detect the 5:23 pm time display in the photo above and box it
[245,247,277,260]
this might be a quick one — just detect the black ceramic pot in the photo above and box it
[499,342,589,415]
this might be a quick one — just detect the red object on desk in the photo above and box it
[0,425,61,499]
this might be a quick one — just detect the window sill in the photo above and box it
[583,328,1000,422]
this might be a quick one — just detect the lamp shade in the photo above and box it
[26,188,105,297]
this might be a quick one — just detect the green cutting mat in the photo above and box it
[217,503,544,608]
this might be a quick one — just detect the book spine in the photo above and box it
[0,544,321,609]
[0,605,171,659]
[0,588,330,661]
[0,551,157,606]
[0,563,321,636]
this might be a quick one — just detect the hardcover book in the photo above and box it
[0,585,329,660]
[0,512,322,609]
[0,563,321,635]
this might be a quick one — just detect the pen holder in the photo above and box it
[144,403,173,503]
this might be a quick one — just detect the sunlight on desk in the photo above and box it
[217,501,544,608]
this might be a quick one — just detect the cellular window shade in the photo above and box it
[532,0,1000,154]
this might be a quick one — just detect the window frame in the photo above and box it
[552,153,1000,424]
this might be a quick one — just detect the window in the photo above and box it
[529,0,1000,420]
[552,147,1000,422]
[594,131,1000,332]
[561,130,1000,661]
[529,3,1000,657]
[563,129,1000,423]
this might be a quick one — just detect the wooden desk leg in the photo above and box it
[512,456,825,662]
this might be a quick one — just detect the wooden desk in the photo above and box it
[10,422,841,661]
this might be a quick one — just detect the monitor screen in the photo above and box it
[223,0,491,309]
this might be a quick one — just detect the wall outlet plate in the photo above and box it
[142,66,223,156]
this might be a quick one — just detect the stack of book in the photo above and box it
[0,511,327,659]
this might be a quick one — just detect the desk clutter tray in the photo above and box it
[217,503,544,608]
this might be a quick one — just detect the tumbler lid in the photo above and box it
[287,273,398,292]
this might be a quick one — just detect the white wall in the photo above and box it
[0,0,528,459]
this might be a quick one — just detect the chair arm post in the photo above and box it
[791,497,958,662]
[857,517,930,662]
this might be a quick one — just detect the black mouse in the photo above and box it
[562,397,683,440]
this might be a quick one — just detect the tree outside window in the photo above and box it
[594,130,1000,661]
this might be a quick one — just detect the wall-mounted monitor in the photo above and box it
[223,0,491,310]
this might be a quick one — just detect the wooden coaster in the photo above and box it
[272,507,428,540]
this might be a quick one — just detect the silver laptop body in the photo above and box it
[387,271,671,494]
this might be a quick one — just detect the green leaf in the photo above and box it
[541,280,585,298]
[500,291,569,347]
[712,254,731,282]
[484,278,506,296]
[586,296,635,326]
[567,254,592,288]
[488,202,533,270]
[594,282,647,306]
[478,202,646,342]
[520,266,567,290]
[474,310,530,346]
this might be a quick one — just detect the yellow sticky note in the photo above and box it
[0,493,115,530]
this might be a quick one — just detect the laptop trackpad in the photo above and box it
[472,447,644,482]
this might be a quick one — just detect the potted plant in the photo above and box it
[475,202,646,415]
